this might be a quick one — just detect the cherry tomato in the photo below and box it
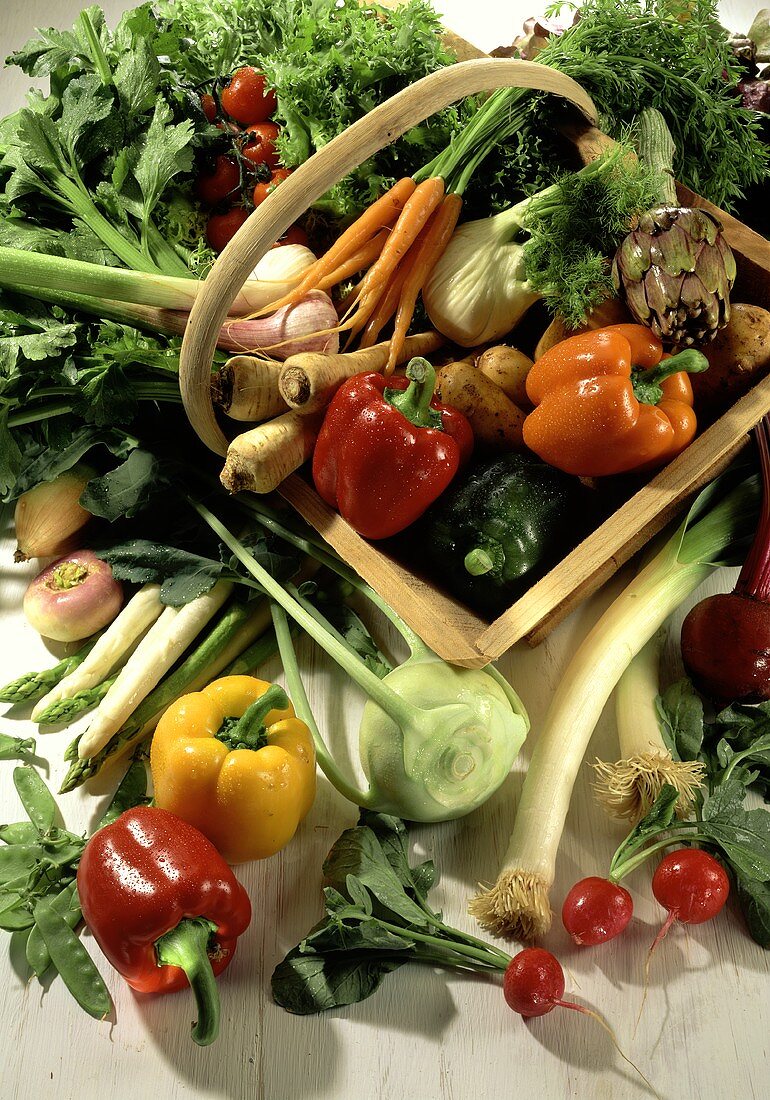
[195,155,241,206]
[242,122,280,169]
[271,225,310,248]
[200,93,217,122]
[206,207,249,253]
[221,66,277,125]
[252,168,292,207]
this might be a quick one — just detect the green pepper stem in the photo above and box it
[270,601,374,808]
[464,549,494,576]
[385,358,443,429]
[226,684,288,745]
[632,348,709,405]
[155,918,221,1046]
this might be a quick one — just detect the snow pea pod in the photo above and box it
[13,767,56,833]
[26,881,81,979]
[0,733,36,761]
[0,822,39,845]
[34,896,111,1019]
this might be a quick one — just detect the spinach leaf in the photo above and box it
[656,680,705,762]
[322,825,430,928]
[272,945,407,1016]
[97,539,225,606]
[702,783,770,881]
[737,877,770,949]
[361,811,437,912]
[82,449,164,520]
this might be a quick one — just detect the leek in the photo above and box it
[469,470,760,941]
[592,630,705,822]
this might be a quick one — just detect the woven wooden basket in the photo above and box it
[178,56,770,668]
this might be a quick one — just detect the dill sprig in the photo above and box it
[531,0,770,211]
[522,146,663,327]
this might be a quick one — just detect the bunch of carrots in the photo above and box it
[252,175,462,372]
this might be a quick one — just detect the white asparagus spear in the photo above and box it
[77,581,233,759]
[31,584,165,721]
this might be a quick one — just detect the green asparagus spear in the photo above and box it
[35,675,118,726]
[60,601,275,791]
[0,638,98,706]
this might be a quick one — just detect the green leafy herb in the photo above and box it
[272,812,511,1016]
[656,679,705,763]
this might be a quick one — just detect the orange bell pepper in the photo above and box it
[150,676,316,863]
[522,324,709,477]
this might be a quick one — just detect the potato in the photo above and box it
[477,346,534,408]
[533,298,634,360]
[692,303,770,419]
[437,360,525,452]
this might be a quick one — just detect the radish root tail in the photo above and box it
[591,754,706,824]
[469,871,552,941]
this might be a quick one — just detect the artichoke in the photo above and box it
[611,109,737,347]
[612,205,736,347]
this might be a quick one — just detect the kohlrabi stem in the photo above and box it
[233,495,428,656]
[285,582,381,673]
[635,108,678,206]
[270,601,372,807]
[735,417,770,601]
[193,502,426,733]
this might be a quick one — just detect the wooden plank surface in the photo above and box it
[2,4,769,1100]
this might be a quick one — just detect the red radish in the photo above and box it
[504,948,570,1017]
[23,550,123,642]
[681,415,770,705]
[504,948,655,1090]
[561,877,634,945]
[651,848,729,939]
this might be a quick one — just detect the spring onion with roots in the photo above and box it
[591,631,705,822]
[193,499,528,823]
[469,468,760,940]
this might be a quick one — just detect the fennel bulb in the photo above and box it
[423,201,538,346]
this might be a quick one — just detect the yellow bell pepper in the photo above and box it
[150,675,316,863]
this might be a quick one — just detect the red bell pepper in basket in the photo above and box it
[312,357,473,539]
[77,805,251,1046]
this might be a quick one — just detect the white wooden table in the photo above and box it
[1,3,767,1099]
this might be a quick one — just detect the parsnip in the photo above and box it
[211,355,287,422]
[437,360,525,452]
[279,331,444,413]
[77,581,233,759]
[220,410,324,495]
[31,583,165,721]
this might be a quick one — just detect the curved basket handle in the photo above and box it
[179,58,598,454]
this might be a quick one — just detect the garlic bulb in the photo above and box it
[14,464,95,562]
[423,202,540,347]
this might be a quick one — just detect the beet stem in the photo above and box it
[736,417,770,600]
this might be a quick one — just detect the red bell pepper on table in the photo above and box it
[312,357,473,539]
[77,805,251,1046]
